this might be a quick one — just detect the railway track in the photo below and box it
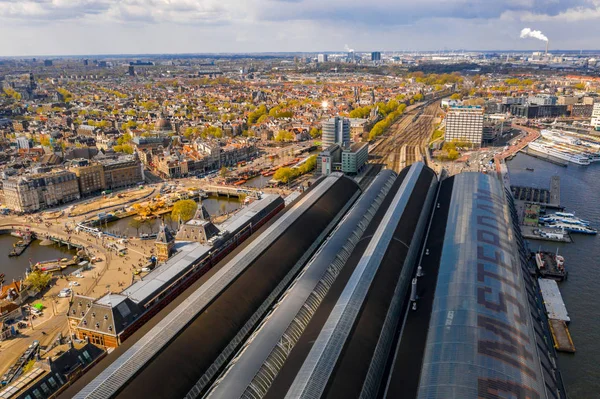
[370,100,440,173]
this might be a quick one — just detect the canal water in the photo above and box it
[100,197,241,237]
[244,175,271,189]
[508,153,600,397]
[0,235,78,283]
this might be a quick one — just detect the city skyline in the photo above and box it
[1,0,600,56]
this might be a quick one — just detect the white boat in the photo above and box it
[528,142,591,165]
[540,214,590,226]
[538,229,567,240]
[550,223,597,235]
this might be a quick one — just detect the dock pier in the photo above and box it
[8,231,34,257]
[538,278,576,353]
[512,176,561,208]
[549,320,576,353]
[521,226,572,243]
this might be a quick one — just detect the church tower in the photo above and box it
[155,223,175,262]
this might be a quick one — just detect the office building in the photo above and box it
[316,144,342,175]
[592,103,600,131]
[570,103,593,118]
[321,116,350,149]
[528,94,557,106]
[128,65,135,76]
[510,104,568,119]
[371,51,381,61]
[341,142,368,174]
[15,136,31,150]
[482,114,509,142]
[317,54,328,63]
[43,60,53,67]
[445,106,484,145]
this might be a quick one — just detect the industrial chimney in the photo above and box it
[545,40,549,55]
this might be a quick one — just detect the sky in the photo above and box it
[1,0,600,56]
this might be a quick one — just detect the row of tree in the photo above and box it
[273,155,317,184]
[368,103,408,141]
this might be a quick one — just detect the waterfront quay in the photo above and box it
[0,212,157,378]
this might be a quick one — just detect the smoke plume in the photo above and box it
[520,28,548,42]
[344,44,354,52]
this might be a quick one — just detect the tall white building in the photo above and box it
[317,54,328,63]
[445,106,484,146]
[321,116,350,149]
[592,103,600,131]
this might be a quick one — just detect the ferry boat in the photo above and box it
[550,222,597,235]
[539,215,590,226]
[528,141,591,165]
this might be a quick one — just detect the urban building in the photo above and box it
[175,204,220,243]
[316,144,342,175]
[321,116,350,149]
[1,342,105,399]
[69,159,106,197]
[155,223,175,262]
[445,106,484,145]
[66,168,567,399]
[482,114,509,142]
[592,103,600,131]
[349,118,368,141]
[65,174,360,398]
[317,54,328,63]
[557,95,578,106]
[371,51,381,61]
[570,103,594,118]
[510,104,568,119]
[341,142,368,174]
[43,60,53,67]
[501,96,527,105]
[66,194,284,349]
[15,136,31,150]
[528,94,557,105]
[100,155,144,190]
[2,171,80,212]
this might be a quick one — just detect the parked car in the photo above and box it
[58,288,72,298]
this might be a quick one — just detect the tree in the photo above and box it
[450,93,462,100]
[171,199,197,223]
[114,144,134,154]
[273,167,295,184]
[275,130,294,142]
[309,127,322,138]
[220,166,230,178]
[26,271,52,292]
[129,218,144,235]
[247,105,267,125]
[40,137,51,147]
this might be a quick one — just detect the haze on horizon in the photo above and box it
[1,0,600,57]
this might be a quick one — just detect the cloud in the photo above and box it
[0,0,233,23]
[0,0,599,55]
[0,0,595,25]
